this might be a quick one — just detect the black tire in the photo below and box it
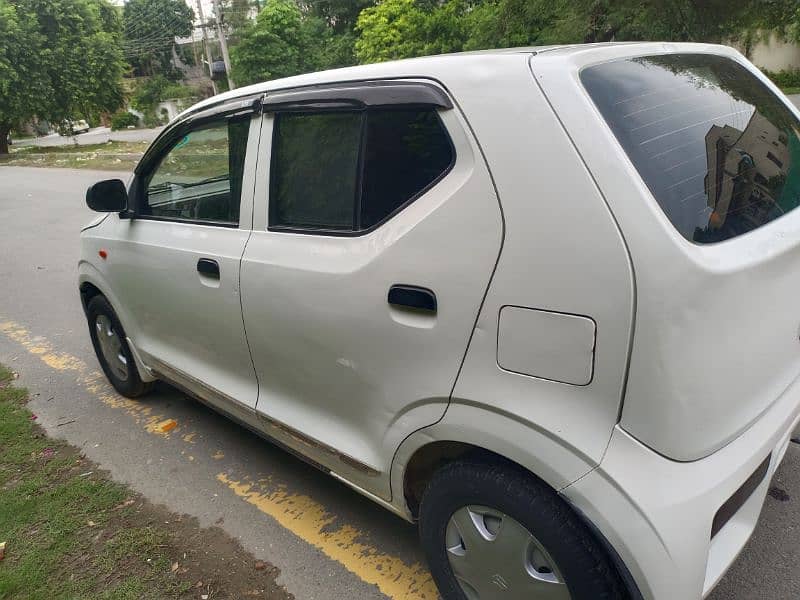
[419,459,628,600]
[86,295,153,398]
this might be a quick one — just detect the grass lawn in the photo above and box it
[0,141,148,171]
[0,365,292,600]
[782,86,800,96]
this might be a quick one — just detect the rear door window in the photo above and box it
[581,54,800,243]
[269,108,454,233]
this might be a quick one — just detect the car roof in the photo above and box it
[174,41,734,123]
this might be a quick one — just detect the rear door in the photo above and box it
[240,81,503,497]
[106,113,260,412]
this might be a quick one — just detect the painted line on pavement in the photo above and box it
[0,319,177,435]
[0,318,439,599]
[218,473,438,600]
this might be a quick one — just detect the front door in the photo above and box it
[240,83,503,497]
[106,114,261,410]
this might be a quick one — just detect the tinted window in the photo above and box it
[145,119,249,225]
[361,110,454,228]
[269,108,453,232]
[270,112,362,230]
[582,54,800,243]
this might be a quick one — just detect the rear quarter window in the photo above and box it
[581,54,800,243]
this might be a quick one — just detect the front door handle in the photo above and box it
[388,285,437,313]
[197,258,220,279]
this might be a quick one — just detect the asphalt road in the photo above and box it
[0,166,799,600]
[14,126,163,148]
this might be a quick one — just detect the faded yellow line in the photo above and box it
[0,319,177,436]
[1,319,438,598]
[217,473,438,600]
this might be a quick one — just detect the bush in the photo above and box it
[110,111,139,130]
[161,83,200,100]
[762,68,800,91]
[141,110,164,128]
[131,76,169,113]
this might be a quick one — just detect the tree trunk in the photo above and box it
[0,122,10,156]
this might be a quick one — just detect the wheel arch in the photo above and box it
[393,402,642,599]
[79,280,104,315]
[78,265,156,382]
[391,401,599,520]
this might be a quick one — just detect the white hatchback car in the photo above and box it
[80,43,800,600]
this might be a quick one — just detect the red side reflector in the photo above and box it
[98,249,108,259]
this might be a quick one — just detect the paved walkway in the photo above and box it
[14,126,163,148]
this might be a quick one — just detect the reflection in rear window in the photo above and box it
[581,54,800,243]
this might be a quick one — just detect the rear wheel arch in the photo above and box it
[403,440,640,599]
[402,440,535,518]
[419,457,630,599]
[392,402,598,518]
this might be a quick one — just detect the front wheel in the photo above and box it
[86,295,153,398]
[419,459,627,600]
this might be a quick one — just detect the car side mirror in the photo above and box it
[86,179,128,212]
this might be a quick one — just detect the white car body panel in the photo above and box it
[443,54,634,475]
[533,42,800,461]
[241,103,503,498]
[105,219,257,405]
[78,43,800,600]
[563,368,800,599]
[80,116,263,408]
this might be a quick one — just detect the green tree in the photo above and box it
[123,0,194,77]
[464,0,584,50]
[230,0,320,85]
[0,0,126,154]
[353,0,800,63]
[222,0,258,37]
[354,0,430,63]
[299,0,375,66]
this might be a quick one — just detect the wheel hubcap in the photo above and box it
[95,314,128,381]
[445,505,571,600]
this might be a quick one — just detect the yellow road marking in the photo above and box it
[1,319,439,599]
[218,473,438,600]
[0,320,177,436]
[148,418,178,434]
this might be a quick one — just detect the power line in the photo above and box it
[121,12,196,55]
[123,13,191,40]
[121,0,198,40]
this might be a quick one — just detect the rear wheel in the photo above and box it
[419,459,627,600]
[87,295,153,398]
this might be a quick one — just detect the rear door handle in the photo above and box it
[197,258,220,279]
[388,285,437,313]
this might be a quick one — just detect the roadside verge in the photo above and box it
[0,363,293,600]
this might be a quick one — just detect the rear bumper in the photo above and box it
[562,375,800,600]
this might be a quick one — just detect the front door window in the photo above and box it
[144,119,249,225]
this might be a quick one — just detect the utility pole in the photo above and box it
[195,0,218,95]
[212,0,236,90]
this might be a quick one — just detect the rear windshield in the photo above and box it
[581,54,800,243]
